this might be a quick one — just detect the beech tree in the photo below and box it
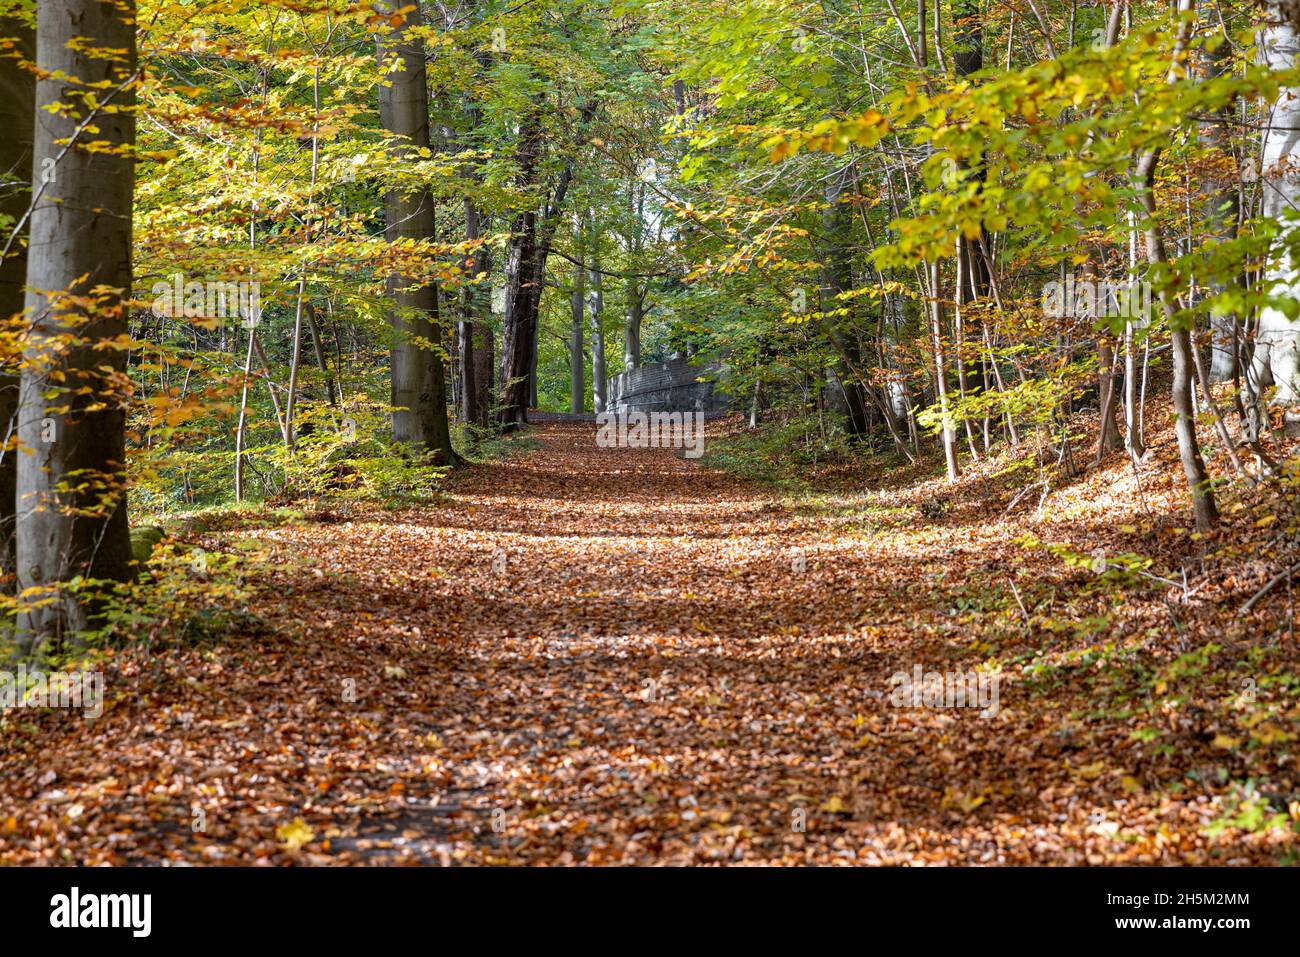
[1253,1,1300,432]
[569,223,586,414]
[0,1,33,586]
[376,0,455,463]
[15,0,137,649]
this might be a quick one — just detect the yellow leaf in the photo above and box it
[940,788,986,813]
[1252,723,1295,745]
[1211,733,1241,750]
[1071,760,1105,781]
[819,795,851,814]
[276,816,315,851]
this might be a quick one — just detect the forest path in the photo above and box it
[0,418,1274,864]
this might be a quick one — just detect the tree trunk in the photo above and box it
[460,198,485,427]
[498,200,539,428]
[1202,36,1241,383]
[0,10,34,587]
[1086,254,1122,461]
[234,330,257,504]
[623,282,643,372]
[821,167,870,436]
[623,180,645,372]
[1094,336,1123,465]
[930,261,961,481]
[16,0,137,651]
[953,234,981,459]
[569,241,586,414]
[1124,212,1147,457]
[954,1,987,459]
[1074,2,1125,461]
[497,97,586,427]
[588,235,607,413]
[1134,4,1218,530]
[304,302,338,407]
[498,110,543,429]
[529,300,540,410]
[376,1,455,462]
[1251,2,1300,430]
[475,321,494,426]
[284,67,321,451]
[1171,323,1219,529]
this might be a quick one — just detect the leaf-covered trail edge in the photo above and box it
[1,417,1297,865]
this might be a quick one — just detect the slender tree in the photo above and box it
[569,221,586,413]
[1135,0,1218,530]
[461,198,486,427]
[588,215,607,414]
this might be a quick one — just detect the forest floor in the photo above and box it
[1,407,1298,865]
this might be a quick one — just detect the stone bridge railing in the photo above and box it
[606,359,729,414]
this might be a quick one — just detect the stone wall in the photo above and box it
[606,359,729,414]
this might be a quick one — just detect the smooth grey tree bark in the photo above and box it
[460,197,485,427]
[623,282,643,372]
[1135,1,1218,530]
[376,0,455,462]
[622,180,645,372]
[587,221,607,413]
[569,230,585,414]
[929,260,961,481]
[0,6,34,588]
[1252,3,1300,431]
[16,0,137,651]
[1202,35,1241,383]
